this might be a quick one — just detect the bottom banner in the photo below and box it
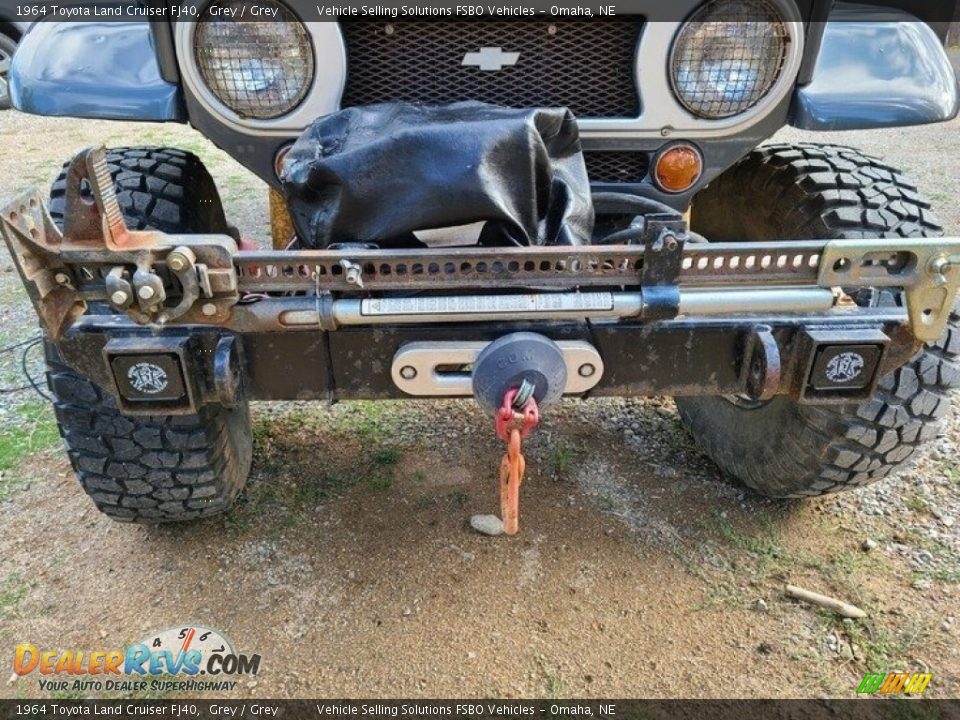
[1,700,958,720]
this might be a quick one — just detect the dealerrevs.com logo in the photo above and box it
[14,626,260,694]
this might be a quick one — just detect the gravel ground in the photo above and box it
[1,77,959,698]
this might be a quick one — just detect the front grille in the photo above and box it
[584,152,650,183]
[339,20,643,119]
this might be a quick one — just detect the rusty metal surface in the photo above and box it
[0,192,87,338]
[0,146,241,339]
[63,146,166,250]
[227,241,826,293]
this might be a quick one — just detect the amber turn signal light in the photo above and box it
[654,144,703,193]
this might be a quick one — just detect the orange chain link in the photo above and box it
[499,428,525,536]
[495,388,539,536]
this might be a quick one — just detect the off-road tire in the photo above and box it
[677,143,959,498]
[48,147,231,234]
[0,32,19,111]
[45,149,252,522]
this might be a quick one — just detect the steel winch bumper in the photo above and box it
[3,148,960,415]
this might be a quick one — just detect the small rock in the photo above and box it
[861,538,878,552]
[99,630,108,639]
[246,680,258,689]
[470,514,504,536]
[912,578,932,591]
[402,607,412,617]
[825,634,838,652]
[753,599,769,613]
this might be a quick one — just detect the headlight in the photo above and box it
[670,0,790,119]
[195,0,313,120]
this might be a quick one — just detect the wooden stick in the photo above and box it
[785,584,867,619]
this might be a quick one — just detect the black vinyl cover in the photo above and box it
[280,102,594,249]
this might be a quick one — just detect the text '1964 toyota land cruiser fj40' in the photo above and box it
[2,0,960,531]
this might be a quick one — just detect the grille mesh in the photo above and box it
[340,20,643,118]
[584,152,650,183]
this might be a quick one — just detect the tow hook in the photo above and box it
[470,333,567,536]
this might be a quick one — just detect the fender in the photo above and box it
[9,21,185,121]
[790,4,960,131]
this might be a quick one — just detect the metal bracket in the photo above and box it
[819,239,960,343]
[391,340,604,398]
[640,226,685,320]
[739,325,782,402]
[0,147,241,339]
[0,192,87,338]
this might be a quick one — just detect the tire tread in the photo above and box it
[679,144,958,498]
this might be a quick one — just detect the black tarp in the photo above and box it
[280,102,594,249]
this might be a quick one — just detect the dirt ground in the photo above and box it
[1,96,959,698]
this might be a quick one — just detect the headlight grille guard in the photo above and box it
[2,147,958,345]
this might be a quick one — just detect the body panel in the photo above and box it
[791,4,960,130]
[9,21,185,121]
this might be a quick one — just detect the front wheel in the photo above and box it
[677,144,959,498]
[45,147,253,521]
[0,32,18,110]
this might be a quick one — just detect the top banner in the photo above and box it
[1,0,959,22]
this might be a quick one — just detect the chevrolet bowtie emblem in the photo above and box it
[462,47,520,71]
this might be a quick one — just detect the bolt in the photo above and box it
[167,253,188,272]
[202,303,217,317]
[665,236,679,252]
[930,255,960,287]
[578,363,596,378]
[110,290,129,306]
[399,365,417,380]
[137,285,156,300]
[340,259,364,288]
[54,273,70,284]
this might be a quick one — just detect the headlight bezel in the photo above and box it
[174,10,347,135]
[669,0,792,120]
[193,0,314,121]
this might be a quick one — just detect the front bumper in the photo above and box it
[3,148,959,414]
